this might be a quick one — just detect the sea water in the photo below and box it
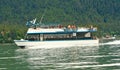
[0,40,120,70]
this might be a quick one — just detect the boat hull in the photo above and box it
[14,39,99,48]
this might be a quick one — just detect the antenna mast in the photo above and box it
[40,10,46,24]
[39,0,48,24]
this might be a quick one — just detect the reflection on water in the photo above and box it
[0,42,120,70]
[15,45,120,70]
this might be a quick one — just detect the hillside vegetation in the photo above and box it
[0,0,120,43]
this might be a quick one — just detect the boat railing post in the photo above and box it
[40,34,43,41]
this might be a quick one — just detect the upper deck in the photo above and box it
[27,26,97,34]
[26,19,97,34]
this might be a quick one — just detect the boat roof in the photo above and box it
[26,19,97,34]
[27,27,97,34]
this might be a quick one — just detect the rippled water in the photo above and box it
[0,40,120,70]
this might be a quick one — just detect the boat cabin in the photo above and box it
[25,25,97,41]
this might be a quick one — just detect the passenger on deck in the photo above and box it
[68,25,71,29]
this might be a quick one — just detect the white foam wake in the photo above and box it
[104,40,120,45]
[26,45,74,49]
[66,63,120,68]
[0,56,22,59]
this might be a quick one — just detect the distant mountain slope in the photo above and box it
[0,0,119,24]
[0,0,120,36]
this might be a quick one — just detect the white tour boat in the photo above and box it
[14,19,99,48]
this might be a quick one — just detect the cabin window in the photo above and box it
[44,34,73,40]
[76,32,92,39]
[26,32,93,41]
[26,34,40,41]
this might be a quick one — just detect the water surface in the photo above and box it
[0,41,120,70]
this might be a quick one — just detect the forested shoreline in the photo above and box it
[0,0,120,43]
